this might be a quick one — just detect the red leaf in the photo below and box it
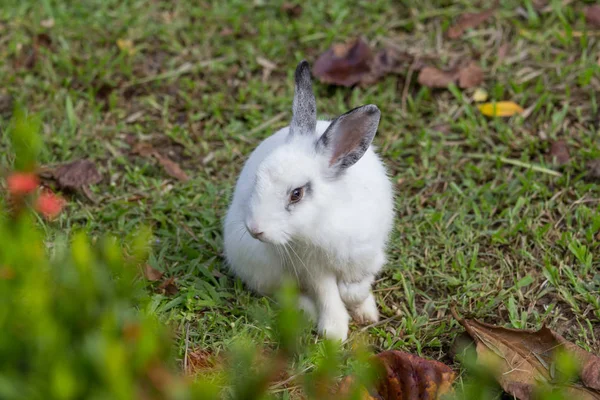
[6,172,39,196]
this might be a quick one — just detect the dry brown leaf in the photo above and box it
[51,159,102,190]
[143,264,163,281]
[186,348,221,375]
[337,350,456,400]
[456,318,600,400]
[132,142,190,182]
[417,66,459,88]
[586,159,600,181]
[153,153,189,182]
[447,5,497,39]
[281,2,302,18]
[312,37,373,87]
[458,61,484,89]
[584,5,600,28]
[548,140,571,166]
[157,276,179,296]
[360,48,413,86]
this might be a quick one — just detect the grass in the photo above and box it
[1,0,599,396]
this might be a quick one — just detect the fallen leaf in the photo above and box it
[417,66,460,88]
[116,39,135,55]
[586,159,600,181]
[133,142,190,182]
[52,159,102,190]
[584,5,600,28]
[186,348,220,375]
[457,61,484,89]
[360,47,413,86]
[473,88,488,102]
[153,153,189,182]
[281,2,302,18]
[337,350,456,400]
[143,264,163,281]
[455,317,600,399]
[477,101,524,117]
[313,37,373,87]
[548,140,570,166]
[447,5,497,39]
[158,276,179,296]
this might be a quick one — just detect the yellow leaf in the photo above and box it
[477,101,524,117]
[116,39,135,55]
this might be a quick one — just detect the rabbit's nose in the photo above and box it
[245,222,264,240]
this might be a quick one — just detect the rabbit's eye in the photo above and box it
[289,187,304,204]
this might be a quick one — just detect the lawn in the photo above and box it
[1,0,599,397]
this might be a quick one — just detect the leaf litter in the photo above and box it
[312,37,483,91]
[454,316,600,399]
[337,350,456,400]
[447,3,498,39]
[132,142,190,182]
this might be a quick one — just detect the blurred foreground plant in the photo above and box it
[0,107,217,400]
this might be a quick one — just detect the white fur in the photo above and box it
[223,120,394,341]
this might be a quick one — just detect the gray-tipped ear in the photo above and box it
[316,104,381,171]
[290,60,317,136]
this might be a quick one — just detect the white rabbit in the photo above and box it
[223,60,394,341]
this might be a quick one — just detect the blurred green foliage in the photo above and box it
[0,108,580,400]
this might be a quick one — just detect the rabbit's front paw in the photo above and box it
[318,314,349,341]
[350,293,379,325]
[298,294,317,322]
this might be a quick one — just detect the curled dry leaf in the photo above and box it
[447,5,497,39]
[584,5,600,28]
[52,159,102,190]
[337,350,456,400]
[477,101,524,117]
[548,140,570,166]
[455,317,600,400]
[312,37,373,87]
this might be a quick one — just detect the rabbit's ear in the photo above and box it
[290,60,317,136]
[316,104,380,172]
